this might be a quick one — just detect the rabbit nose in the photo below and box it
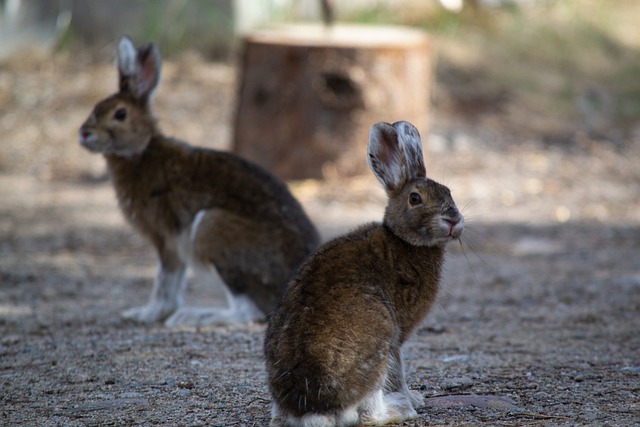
[78,129,92,145]
[445,217,464,239]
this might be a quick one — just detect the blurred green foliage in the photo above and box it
[345,0,640,139]
[50,0,640,138]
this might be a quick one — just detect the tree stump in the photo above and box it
[232,24,432,180]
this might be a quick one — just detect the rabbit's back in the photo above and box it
[106,135,318,246]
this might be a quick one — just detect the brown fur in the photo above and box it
[78,37,319,322]
[264,121,463,425]
[103,131,318,314]
[266,224,444,415]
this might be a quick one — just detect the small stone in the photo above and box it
[424,394,520,411]
[1,335,21,345]
[580,411,598,421]
[119,391,142,399]
[246,402,264,413]
[442,376,474,390]
[533,391,550,400]
[174,388,191,397]
[441,354,470,363]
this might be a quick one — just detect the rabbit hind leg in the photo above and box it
[360,388,417,426]
[157,210,262,327]
[164,262,263,327]
[387,346,425,407]
[193,208,286,312]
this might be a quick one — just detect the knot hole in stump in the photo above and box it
[315,70,363,110]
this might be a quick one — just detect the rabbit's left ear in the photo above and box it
[394,121,426,180]
[368,121,426,193]
[117,36,161,104]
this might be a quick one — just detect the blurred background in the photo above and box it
[1,0,639,183]
[1,3,639,425]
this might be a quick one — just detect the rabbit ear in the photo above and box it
[367,121,426,193]
[117,36,137,93]
[394,120,426,178]
[133,43,161,102]
[117,36,161,103]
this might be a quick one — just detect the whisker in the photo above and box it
[460,209,486,226]
[461,199,477,213]
[460,208,485,220]
[460,232,495,273]
[459,227,484,247]
[458,238,482,287]
[460,215,485,225]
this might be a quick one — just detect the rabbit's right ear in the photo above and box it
[367,121,426,193]
[117,36,161,104]
[117,37,138,93]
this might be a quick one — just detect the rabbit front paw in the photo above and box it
[121,302,176,323]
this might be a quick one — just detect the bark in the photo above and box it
[233,24,433,180]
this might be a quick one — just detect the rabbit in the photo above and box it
[264,121,464,427]
[77,36,319,327]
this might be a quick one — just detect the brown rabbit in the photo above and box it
[264,121,464,426]
[78,37,319,327]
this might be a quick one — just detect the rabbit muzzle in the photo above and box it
[78,126,101,153]
[450,217,465,239]
[441,214,464,241]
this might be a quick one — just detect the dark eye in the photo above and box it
[114,108,127,121]
[409,192,422,206]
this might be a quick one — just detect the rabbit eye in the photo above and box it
[114,108,127,121]
[409,192,422,206]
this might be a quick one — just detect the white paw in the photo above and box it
[406,389,425,407]
[164,306,256,327]
[164,307,210,327]
[385,392,418,421]
[121,302,176,323]
[361,390,417,425]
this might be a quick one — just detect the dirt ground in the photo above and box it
[1,50,639,426]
